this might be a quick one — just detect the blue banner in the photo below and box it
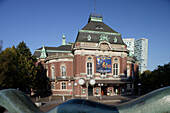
[96,57,112,73]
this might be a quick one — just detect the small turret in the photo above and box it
[62,34,66,45]
[39,44,47,59]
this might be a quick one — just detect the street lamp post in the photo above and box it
[68,82,72,98]
[78,79,85,98]
[74,82,77,98]
[138,83,141,97]
[98,83,103,100]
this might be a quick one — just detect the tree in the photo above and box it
[139,70,152,93]
[0,42,38,91]
[151,62,170,89]
[0,46,18,88]
[140,62,170,94]
[16,41,38,89]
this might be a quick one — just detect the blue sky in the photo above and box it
[0,0,170,71]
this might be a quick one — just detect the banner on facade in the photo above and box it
[96,57,111,73]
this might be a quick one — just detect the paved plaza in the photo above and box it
[35,95,136,112]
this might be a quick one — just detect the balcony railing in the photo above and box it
[100,75,109,78]
[86,75,94,78]
[113,75,119,78]
[113,75,128,78]
[90,13,102,18]
[56,76,74,80]
[119,74,127,78]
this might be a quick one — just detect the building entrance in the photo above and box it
[101,86,107,95]
[88,86,93,96]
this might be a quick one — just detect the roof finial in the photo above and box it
[62,34,65,39]
[62,34,66,45]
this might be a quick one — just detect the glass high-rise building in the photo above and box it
[123,38,148,73]
[134,38,148,73]
[123,38,135,56]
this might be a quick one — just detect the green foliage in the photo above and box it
[0,47,18,88]
[139,70,152,92]
[140,62,170,93]
[0,41,40,91]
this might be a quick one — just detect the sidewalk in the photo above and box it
[35,95,136,112]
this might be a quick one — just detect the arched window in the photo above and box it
[87,62,92,75]
[113,63,118,75]
[61,66,66,77]
[51,66,55,79]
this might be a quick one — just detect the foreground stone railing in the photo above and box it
[0,86,170,113]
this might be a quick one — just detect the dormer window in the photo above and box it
[87,35,91,41]
[95,25,103,30]
[113,37,117,43]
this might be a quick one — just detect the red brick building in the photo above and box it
[34,14,139,98]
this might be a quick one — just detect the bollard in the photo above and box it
[62,95,65,101]
[49,95,52,101]
[35,97,39,102]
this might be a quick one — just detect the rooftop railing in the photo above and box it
[90,13,102,18]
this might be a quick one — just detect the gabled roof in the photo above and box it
[36,45,72,51]
[33,45,72,58]
[74,14,125,45]
[82,21,118,33]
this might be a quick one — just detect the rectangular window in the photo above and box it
[113,63,118,75]
[62,82,66,89]
[87,62,92,75]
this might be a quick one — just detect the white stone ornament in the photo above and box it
[74,83,77,86]
[68,83,71,86]
[90,79,96,85]
[78,79,85,85]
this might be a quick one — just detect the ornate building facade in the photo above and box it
[34,14,139,97]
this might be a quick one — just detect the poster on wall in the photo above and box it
[96,57,111,73]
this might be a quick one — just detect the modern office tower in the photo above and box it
[134,38,148,73]
[123,38,135,56]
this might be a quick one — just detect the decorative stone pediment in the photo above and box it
[100,43,110,50]
[98,41,112,51]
